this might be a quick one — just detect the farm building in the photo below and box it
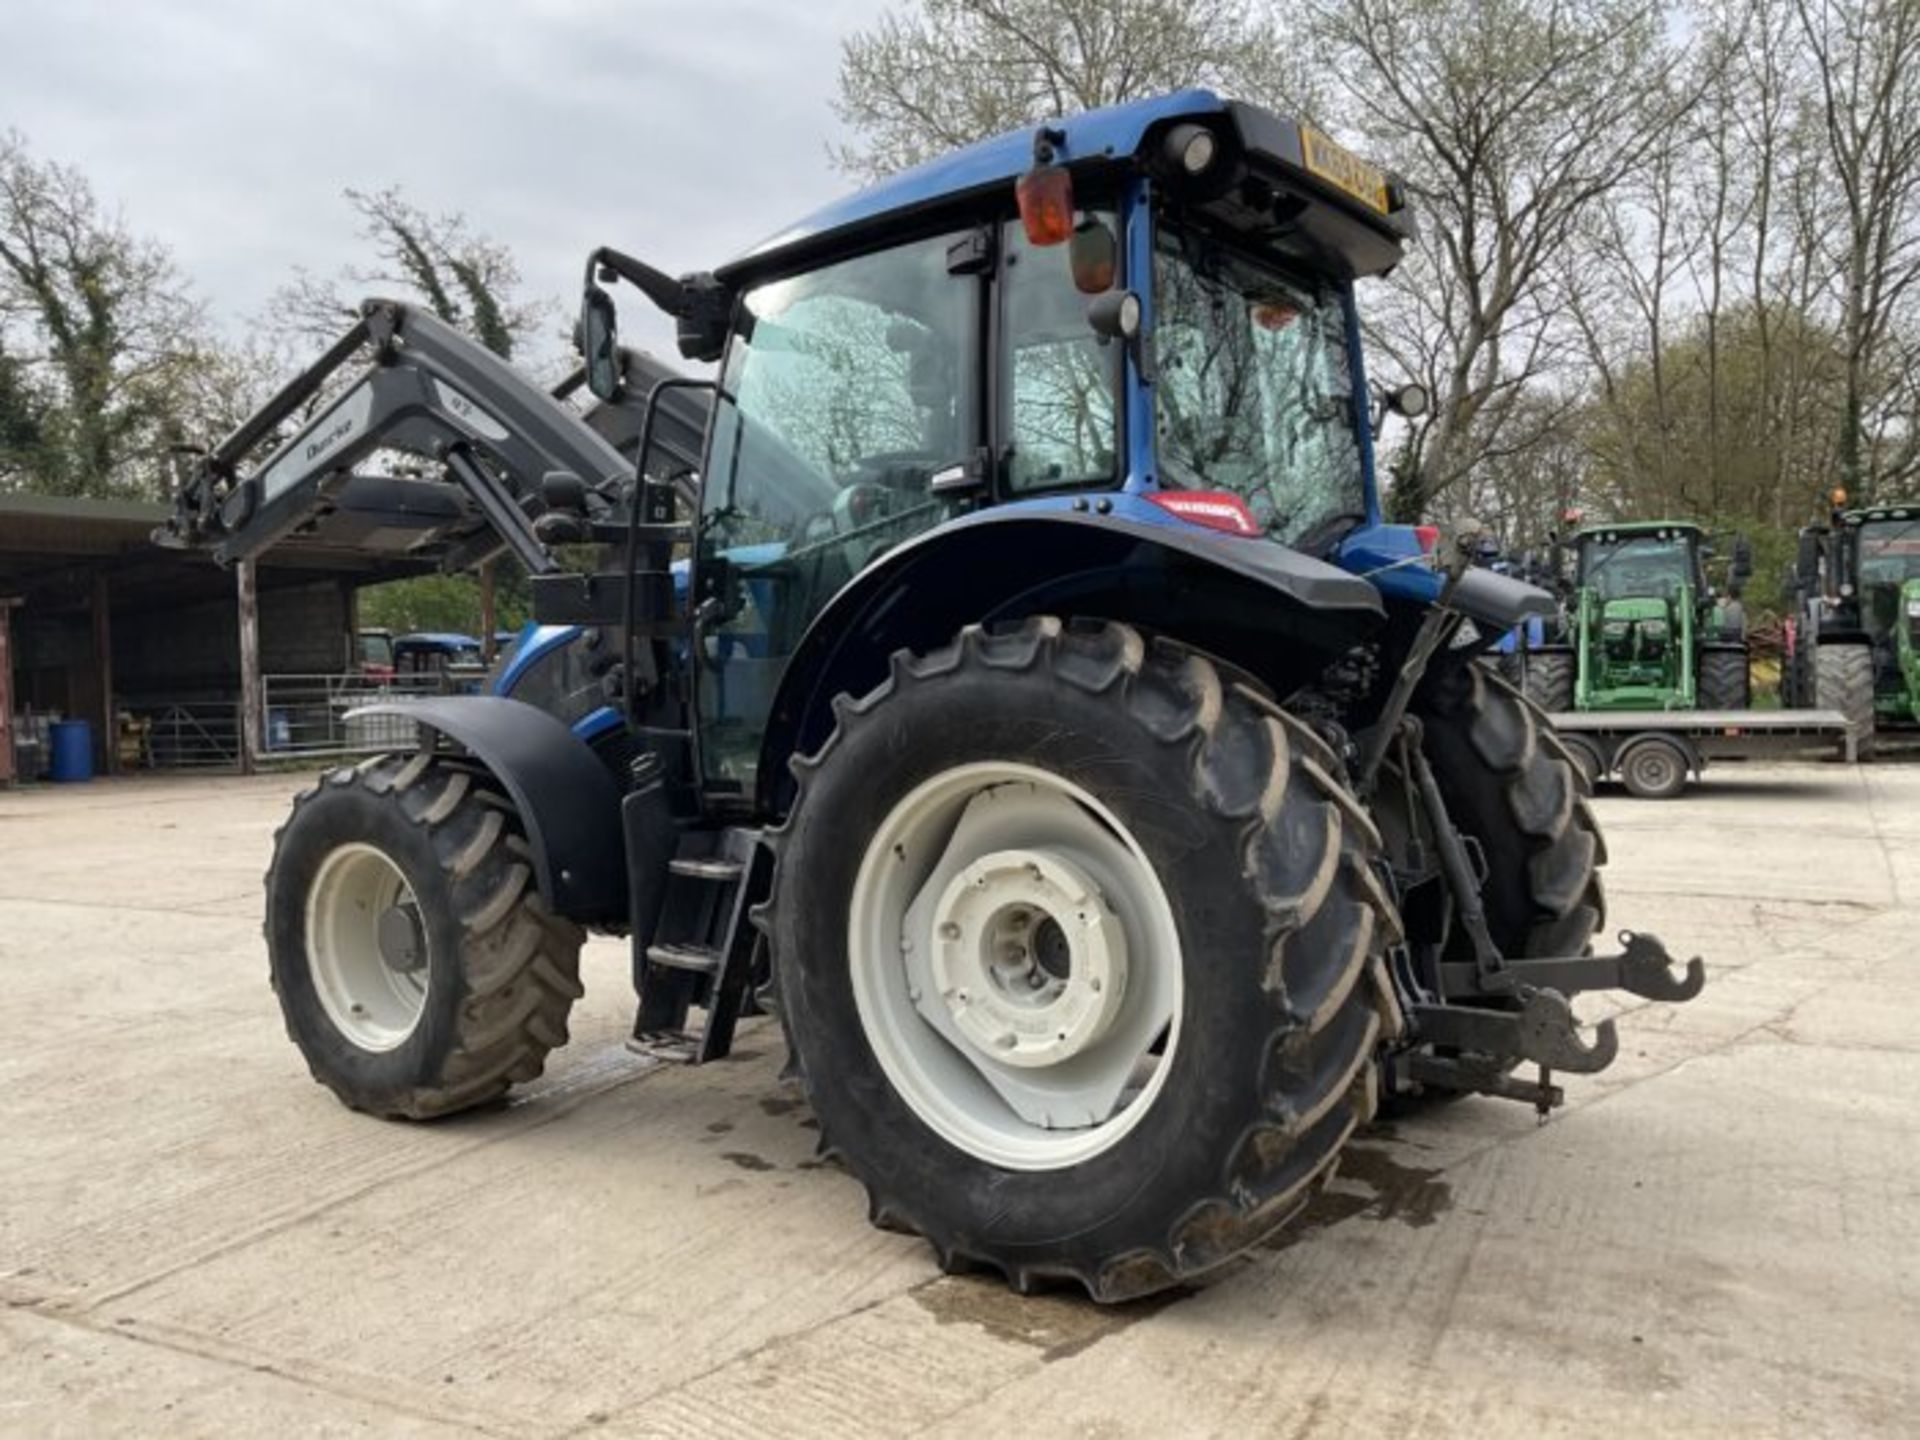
[0,493,428,781]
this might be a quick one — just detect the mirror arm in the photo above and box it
[589,246,690,317]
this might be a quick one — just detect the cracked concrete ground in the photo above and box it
[2,762,1916,1436]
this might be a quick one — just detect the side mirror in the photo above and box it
[1795,530,1821,587]
[1068,218,1117,295]
[1731,534,1754,581]
[579,285,621,401]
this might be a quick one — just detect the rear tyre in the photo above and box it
[1521,650,1576,714]
[1813,642,1877,756]
[267,752,586,1118]
[1385,664,1608,1101]
[1698,649,1750,710]
[1419,664,1606,957]
[767,618,1402,1301]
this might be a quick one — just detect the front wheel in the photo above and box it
[767,619,1401,1301]
[267,753,586,1118]
[1813,642,1877,756]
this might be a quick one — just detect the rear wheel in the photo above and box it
[267,753,586,1118]
[1618,737,1690,799]
[1698,648,1750,710]
[767,618,1401,1301]
[1386,664,1607,1097]
[1813,642,1876,756]
[1419,664,1606,957]
[1521,650,1575,714]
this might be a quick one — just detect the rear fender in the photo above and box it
[755,510,1384,811]
[348,695,626,925]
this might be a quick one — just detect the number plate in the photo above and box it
[1300,126,1391,214]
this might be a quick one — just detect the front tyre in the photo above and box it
[768,619,1401,1301]
[267,753,586,1118]
[1698,648,1751,710]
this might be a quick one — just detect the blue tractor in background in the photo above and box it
[161,91,1701,1300]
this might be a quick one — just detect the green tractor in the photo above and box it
[1784,499,1920,747]
[1521,521,1751,714]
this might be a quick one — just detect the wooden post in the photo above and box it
[0,597,18,786]
[91,571,116,776]
[238,560,262,775]
[342,580,359,671]
[478,559,497,664]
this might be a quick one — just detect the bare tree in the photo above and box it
[0,130,210,497]
[269,186,546,362]
[1795,0,1920,499]
[1304,0,1702,521]
[834,0,1319,178]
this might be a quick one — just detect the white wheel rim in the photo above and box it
[848,763,1184,1171]
[305,843,429,1052]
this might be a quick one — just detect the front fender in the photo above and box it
[754,508,1384,811]
[347,695,625,925]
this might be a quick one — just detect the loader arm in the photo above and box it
[156,300,703,573]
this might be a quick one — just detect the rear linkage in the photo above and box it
[1356,531,1705,1115]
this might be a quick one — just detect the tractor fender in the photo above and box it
[347,695,626,926]
[754,509,1385,811]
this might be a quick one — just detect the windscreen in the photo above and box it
[1857,518,1920,587]
[1580,535,1694,601]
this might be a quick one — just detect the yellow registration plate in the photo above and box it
[1300,125,1390,213]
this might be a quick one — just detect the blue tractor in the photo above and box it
[161,92,1701,1300]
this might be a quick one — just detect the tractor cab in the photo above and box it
[1839,504,1920,722]
[576,90,1448,794]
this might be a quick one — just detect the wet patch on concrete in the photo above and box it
[1263,1145,1453,1251]
[911,1273,1179,1361]
[704,1119,734,1135]
[758,1095,806,1117]
[719,1151,776,1172]
[1336,1145,1453,1227]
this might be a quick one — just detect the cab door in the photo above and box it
[693,231,987,793]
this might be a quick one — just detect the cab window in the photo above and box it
[1003,211,1121,492]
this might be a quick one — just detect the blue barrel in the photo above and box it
[48,720,93,783]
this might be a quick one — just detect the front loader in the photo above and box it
[160,91,1702,1301]
[1518,521,1752,715]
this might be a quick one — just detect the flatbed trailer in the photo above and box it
[1548,708,1857,798]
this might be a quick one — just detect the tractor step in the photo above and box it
[645,941,721,974]
[668,857,744,882]
[631,827,767,1064]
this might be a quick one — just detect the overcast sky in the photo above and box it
[1,0,893,357]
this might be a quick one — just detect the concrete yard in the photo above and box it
[2,763,1916,1437]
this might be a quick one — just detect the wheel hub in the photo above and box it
[377,902,426,974]
[928,849,1129,1068]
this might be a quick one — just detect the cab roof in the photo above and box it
[717,90,1414,285]
[1843,503,1920,524]
[1577,520,1704,540]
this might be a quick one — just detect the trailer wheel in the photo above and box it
[1617,737,1690,799]
[1813,642,1876,756]
[1698,649,1750,710]
[766,618,1401,1301]
[266,753,586,1118]
[1521,650,1575,714]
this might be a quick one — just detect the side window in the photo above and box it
[697,233,981,787]
[1003,213,1121,492]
